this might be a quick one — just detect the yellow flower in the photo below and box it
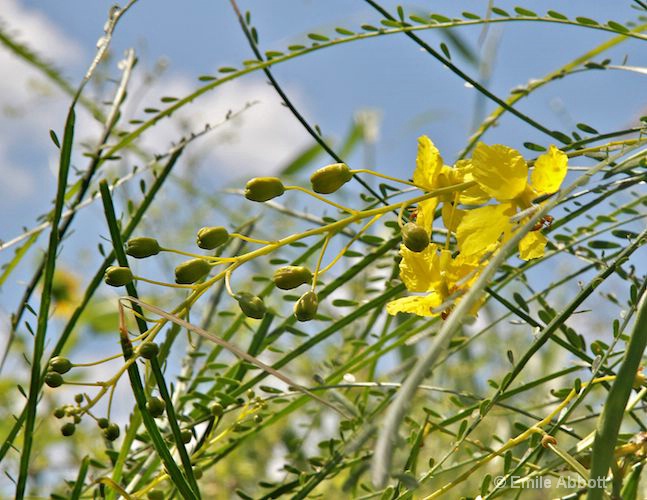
[457,143,567,260]
[412,136,488,233]
[386,244,483,318]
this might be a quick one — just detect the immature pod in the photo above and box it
[273,265,312,290]
[104,423,120,441]
[401,222,429,253]
[196,226,229,250]
[104,266,134,287]
[174,258,210,284]
[236,292,266,319]
[49,356,72,374]
[294,291,319,322]
[244,177,285,202]
[139,342,159,360]
[97,418,109,429]
[45,371,64,388]
[125,237,161,259]
[310,163,353,194]
[146,397,165,418]
[61,422,76,437]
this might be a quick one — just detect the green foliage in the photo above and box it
[0,1,646,499]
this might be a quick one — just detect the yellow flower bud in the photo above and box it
[273,266,312,290]
[402,222,429,253]
[125,237,161,259]
[294,291,318,322]
[174,258,210,284]
[244,177,285,202]
[196,226,229,250]
[236,292,266,319]
[104,266,134,287]
[310,163,353,194]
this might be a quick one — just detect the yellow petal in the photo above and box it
[472,143,528,201]
[416,198,438,233]
[519,231,547,260]
[530,145,568,195]
[386,293,443,317]
[455,160,491,205]
[413,136,443,190]
[457,204,513,257]
[441,202,465,233]
[399,244,440,292]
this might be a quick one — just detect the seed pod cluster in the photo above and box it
[401,222,429,252]
[236,292,266,319]
[294,291,318,322]
[175,258,210,284]
[310,163,353,194]
[244,177,285,202]
[196,226,229,250]
[125,237,161,259]
[272,265,312,290]
[104,266,134,287]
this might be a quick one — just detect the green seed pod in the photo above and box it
[104,266,134,287]
[310,163,353,194]
[139,342,159,360]
[254,414,263,424]
[97,417,109,429]
[209,402,224,417]
[244,177,285,202]
[236,292,266,319]
[104,423,120,441]
[125,237,161,259]
[61,422,76,437]
[273,265,313,290]
[147,491,164,500]
[74,393,83,404]
[49,356,72,374]
[53,407,66,419]
[193,467,203,480]
[146,397,165,418]
[180,429,193,443]
[294,291,319,322]
[45,371,64,388]
[196,226,229,250]
[73,414,82,424]
[174,258,210,284]
[402,222,429,253]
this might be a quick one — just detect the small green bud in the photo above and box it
[97,417,110,429]
[61,422,76,437]
[73,414,82,424]
[49,356,72,374]
[210,402,224,417]
[125,237,161,259]
[53,407,66,419]
[196,226,229,250]
[175,258,210,284]
[104,423,120,441]
[147,491,164,500]
[236,292,266,319]
[244,177,285,202]
[139,342,159,360]
[310,163,353,194]
[193,467,203,480]
[104,266,134,287]
[294,291,318,322]
[45,371,64,388]
[273,265,313,290]
[146,397,165,418]
[180,429,193,443]
[402,222,429,253]
[254,414,263,424]
[74,393,83,404]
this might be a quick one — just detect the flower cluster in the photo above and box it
[387,136,568,318]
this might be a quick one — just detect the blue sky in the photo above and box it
[0,0,645,325]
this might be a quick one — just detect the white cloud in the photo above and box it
[126,71,312,179]
[0,0,84,200]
